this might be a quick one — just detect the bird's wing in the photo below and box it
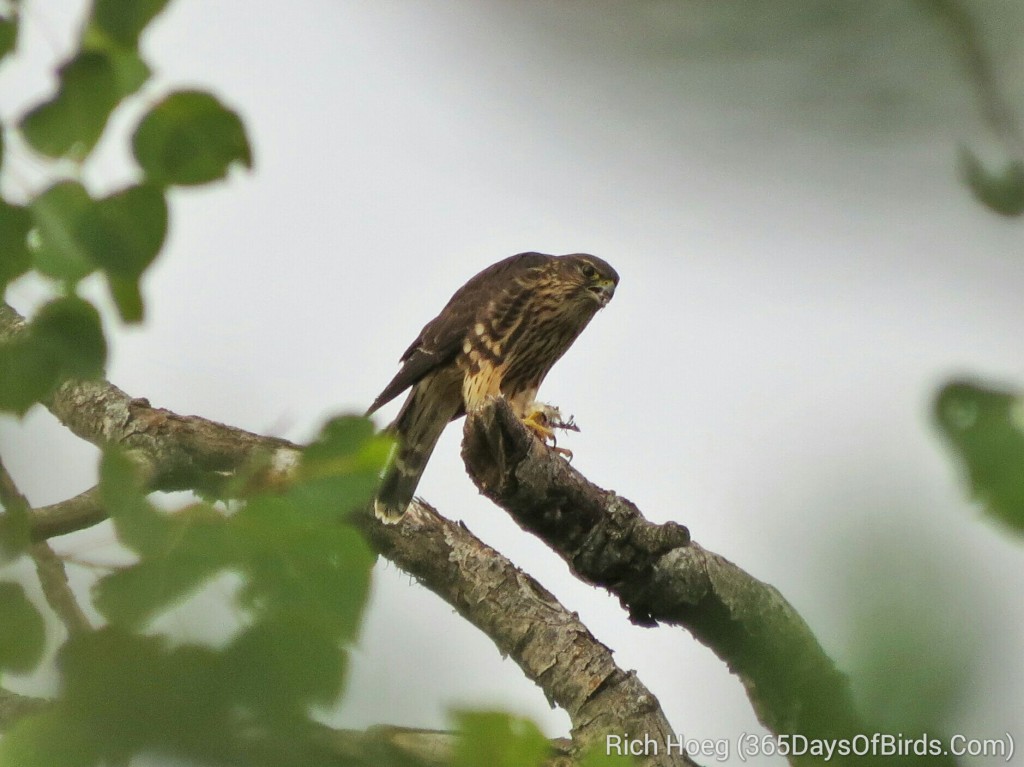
[366,253,549,415]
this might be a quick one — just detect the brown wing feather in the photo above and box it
[365,252,551,415]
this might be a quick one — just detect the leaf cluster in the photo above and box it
[0,416,388,766]
[0,0,251,413]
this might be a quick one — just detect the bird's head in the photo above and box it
[559,254,619,308]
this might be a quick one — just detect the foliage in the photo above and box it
[450,710,551,767]
[935,380,1024,535]
[0,416,385,766]
[958,149,1024,217]
[1,2,389,765]
[0,0,251,417]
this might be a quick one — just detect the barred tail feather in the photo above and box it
[373,372,460,523]
[374,452,426,523]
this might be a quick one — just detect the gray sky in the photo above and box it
[2,2,1023,765]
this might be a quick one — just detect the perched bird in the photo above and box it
[366,252,619,522]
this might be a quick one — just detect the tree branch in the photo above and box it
[460,398,958,766]
[360,501,697,766]
[30,541,92,636]
[3,300,693,765]
[29,486,109,541]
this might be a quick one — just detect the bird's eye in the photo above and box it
[580,263,598,279]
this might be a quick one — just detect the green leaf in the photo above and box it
[0,581,46,672]
[107,274,144,322]
[0,200,32,289]
[29,181,95,282]
[0,296,105,413]
[222,617,346,716]
[451,710,550,767]
[935,380,1024,534]
[233,496,374,639]
[133,90,252,186]
[89,0,171,48]
[98,448,168,556]
[58,628,229,762]
[77,183,166,282]
[0,15,17,61]
[104,47,151,97]
[296,415,391,518]
[959,148,1024,217]
[20,51,121,159]
[31,296,106,380]
[0,709,97,767]
[75,183,164,323]
[94,505,230,628]
[0,336,60,413]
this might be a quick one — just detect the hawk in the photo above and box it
[367,252,619,522]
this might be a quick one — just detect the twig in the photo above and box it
[30,541,92,635]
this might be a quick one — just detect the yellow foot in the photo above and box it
[521,404,578,460]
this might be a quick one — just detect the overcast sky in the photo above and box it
[2,2,1023,765]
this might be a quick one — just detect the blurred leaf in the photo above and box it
[0,709,97,767]
[31,296,106,380]
[0,336,59,413]
[0,504,30,560]
[296,415,391,518]
[77,183,166,322]
[94,505,230,628]
[0,459,31,558]
[0,581,46,672]
[29,181,94,282]
[221,617,345,717]
[234,496,374,639]
[0,14,17,61]
[59,628,229,763]
[78,184,166,277]
[959,148,1024,217]
[103,47,151,96]
[107,274,144,322]
[451,710,550,767]
[98,447,169,556]
[935,379,1024,534]
[20,51,124,159]
[133,90,252,186]
[0,296,105,413]
[89,0,171,49]
[0,200,32,289]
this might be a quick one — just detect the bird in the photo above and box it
[366,252,619,522]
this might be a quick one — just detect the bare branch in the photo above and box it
[359,501,697,766]
[30,541,92,636]
[30,486,109,541]
[3,298,692,764]
[460,398,958,766]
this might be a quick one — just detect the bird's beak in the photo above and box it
[591,279,616,307]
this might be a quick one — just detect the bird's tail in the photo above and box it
[374,375,458,523]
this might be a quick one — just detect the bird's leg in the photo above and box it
[522,403,576,459]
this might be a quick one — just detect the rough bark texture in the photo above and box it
[461,398,958,767]
[3,300,692,766]
[360,501,696,766]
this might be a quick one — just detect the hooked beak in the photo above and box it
[589,279,616,307]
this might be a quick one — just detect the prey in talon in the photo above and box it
[523,403,580,459]
[366,252,619,522]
